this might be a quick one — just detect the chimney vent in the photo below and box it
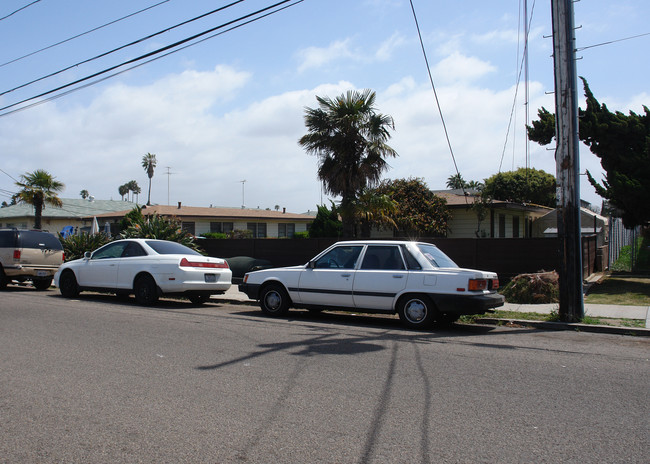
[178,201,182,209]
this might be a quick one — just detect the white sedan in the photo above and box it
[54,239,231,305]
[239,240,504,328]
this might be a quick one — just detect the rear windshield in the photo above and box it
[18,231,63,250]
[145,240,201,256]
[416,244,458,268]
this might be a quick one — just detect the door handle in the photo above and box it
[392,275,404,278]
[341,273,351,278]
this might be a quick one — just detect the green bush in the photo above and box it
[58,232,112,262]
[201,232,228,239]
[501,271,559,304]
[120,206,200,252]
[293,231,309,239]
[229,229,253,239]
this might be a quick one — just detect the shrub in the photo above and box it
[58,232,112,262]
[120,206,200,252]
[501,271,559,304]
[293,231,309,239]
[201,232,228,239]
[229,229,253,239]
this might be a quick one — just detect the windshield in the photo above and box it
[145,240,201,256]
[416,244,458,268]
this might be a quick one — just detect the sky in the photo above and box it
[0,0,648,214]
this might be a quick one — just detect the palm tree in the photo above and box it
[299,89,397,237]
[141,152,157,206]
[466,180,484,191]
[13,169,65,229]
[118,184,129,201]
[446,173,466,190]
[353,188,397,238]
[127,180,141,203]
[79,189,89,199]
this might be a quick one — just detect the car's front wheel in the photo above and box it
[397,294,436,329]
[134,275,159,306]
[59,271,80,298]
[0,266,8,290]
[259,283,290,316]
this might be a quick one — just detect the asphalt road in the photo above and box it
[1,287,648,463]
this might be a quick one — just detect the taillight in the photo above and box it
[62,252,65,262]
[491,279,499,290]
[13,250,20,260]
[468,279,488,291]
[180,258,229,269]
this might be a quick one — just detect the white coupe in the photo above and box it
[239,240,504,328]
[54,239,231,305]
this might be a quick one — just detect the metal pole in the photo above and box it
[551,0,584,321]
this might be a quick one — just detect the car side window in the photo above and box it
[314,246,363,269]
[361,246,406,270]
[91,242,128,260]
[121,242,147,258]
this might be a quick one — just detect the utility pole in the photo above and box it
[165,167,174,205]
[551,0,584,321]
[240,180,246,209]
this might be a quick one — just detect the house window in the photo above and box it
[498,214,506,238]
[210,222,233,234]
[278,223,295,238]
[247,223,267,238]
[181,222,195,235]
[512,216,520,238]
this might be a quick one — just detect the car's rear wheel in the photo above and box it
[33,277,52,291]
[59,271,80,298]
[134,275,159,306]
[397,294,436,329]
[189,294,209,305]
[259,283,290,316]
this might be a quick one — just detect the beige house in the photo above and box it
[531,206,608,246]
[91,203,315,238]
[0,198,137,233]
[433,190,550,238]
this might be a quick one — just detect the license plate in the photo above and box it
[36,270,49,277]
[204,274,217,283]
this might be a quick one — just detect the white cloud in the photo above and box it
[432,52,497,84]
[375,32,407,61]
[296,39,359,73]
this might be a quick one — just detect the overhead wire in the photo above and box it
[0,0,171,69]
[0,0,304,118]
[408,0,464,196]
[0,0,41,22]
[576,31,650,52]
[0,0,245,98]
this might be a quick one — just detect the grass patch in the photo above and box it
[584,276,650,306]
[461,310,646,328]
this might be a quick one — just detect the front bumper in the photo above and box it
[238,283,260,300]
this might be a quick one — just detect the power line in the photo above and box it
[0,0,41,22]
[0,0,304,118]
[0,0,171,69]
[576,31,650,52]
[0,0,245,98]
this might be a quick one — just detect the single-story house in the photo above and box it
[433,190,551,238]
[90,202,315,238]
[531,206,608,246]
[0,198,138,234]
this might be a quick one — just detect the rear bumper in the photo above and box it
[3,265,59,278]
[429,292,505,316]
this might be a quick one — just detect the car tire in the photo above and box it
[259,283,290,317]
[0,266,8,290]
[59,271,80,298]
[397,294,436,329]
[189,294,209,305]
[33,277,53,291]
[134,275,159,306]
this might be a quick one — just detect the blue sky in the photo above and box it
[0,0,648,213]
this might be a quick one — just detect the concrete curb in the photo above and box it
[216,296,649,336]
[475,318,650,337]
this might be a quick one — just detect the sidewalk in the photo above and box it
[215,286,650,335]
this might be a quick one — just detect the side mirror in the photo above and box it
[84,251,92,259]
[308,261,316,269]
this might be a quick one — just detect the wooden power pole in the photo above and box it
[551,0,584,321]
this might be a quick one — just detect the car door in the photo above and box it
[353,245,408,311]
[297,245,363,308]
[77,241,129,289]
[115,241,149,290]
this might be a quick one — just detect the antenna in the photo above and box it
[165,166,174,205]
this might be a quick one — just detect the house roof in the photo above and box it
[90,204,315,222]
[432,190,550,212]
[0,198,138,219]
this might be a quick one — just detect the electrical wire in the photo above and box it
[408,0,463,194]
[0,0,171,69]
[0,0,304,118]
[0,0,245,98]
[576,31,650,52]
[0,0,41,22]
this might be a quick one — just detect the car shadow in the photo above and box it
[47,291,227,310]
